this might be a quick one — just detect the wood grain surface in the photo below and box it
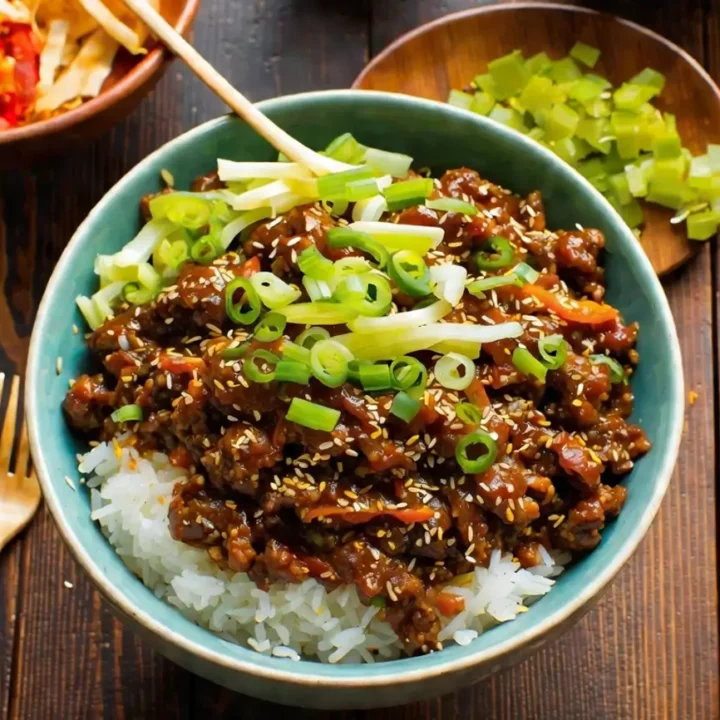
[0,1,717,718]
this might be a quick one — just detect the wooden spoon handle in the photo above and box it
[122,0,347,175]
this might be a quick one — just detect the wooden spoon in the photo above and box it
[353,3,720,276]
[123,0,348,176]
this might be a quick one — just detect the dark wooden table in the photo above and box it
[1,1,718,717]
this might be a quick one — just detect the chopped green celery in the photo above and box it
[507,97,526,114]
[549,57,582,83]
[602,147,628,175]
[552,137,590,165]
[518,75,555,110]
[637,114,668,152]
[608,173,632,205]
[448,89,473,110]
[576,117,612,154]
[650,155,687,184]
[325,133,366,164]
[584,97,612,118]
[488,105,527,132]
[686,209,720,240]
[707,144,720,172]
[625,163,649,197]
[611,198,645,228]
[613,83,659,110]
[527,127,546,142]
[590,175,610,193]
[570,42,601,68]
[688,155,711,189]
[662,112,677,133]
[646,181,694,210]
[629,68,666,92]
[473,73,496,95]
[470,91,494,116]
[545,103,580,141]
[653,132,682,159]
[525,51,552,75]
[488,50,529,100]
[568,77,606,103]
[611,110,640,159]
[577,156,607,180]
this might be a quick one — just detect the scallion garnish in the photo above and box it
[434,353,476,391]
[390,391,421,423]
[474,236,515,271]
[390,356,427,399]
[383,178,434,212]
[275,359,312,385]
[310,339,354,388]
[244,349,279,384]
[426,197,478,216]
[455,402,483,425]
[286,398,341,432]
[111,404,143,423]
[297,246,335,281]
[281,341,311,366]
[250,272,302,309]
[225,277,262,325]
[455,431,497,474]
[296,327,330,350]
[254,312,287,343]
[333,273,393,317]
[590,354,626,383]
[512,347,548,382]
[537,334,568,370]
[358,363,393,391]
[326,227,390,270]
[387,250,431,297]
[279,302,359,325]
[316,166,375,199]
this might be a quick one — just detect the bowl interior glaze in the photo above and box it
[26,90,683,708]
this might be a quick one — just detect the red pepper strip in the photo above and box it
[521,284,618,326]
[238,256,260,277]
[302,506,435,524]
[465,376,490,409]
[435,591,466,617]
[157,355,207,374]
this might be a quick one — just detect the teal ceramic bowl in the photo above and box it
[26,90,684,709]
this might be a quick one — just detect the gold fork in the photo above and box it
[0,374,41,552]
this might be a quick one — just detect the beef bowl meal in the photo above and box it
[26,91,684,708]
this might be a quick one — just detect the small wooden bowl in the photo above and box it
[0,0,200,169]
[354,3,720,276]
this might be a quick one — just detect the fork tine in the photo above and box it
[15,417,30,479]
[0,375,19,475]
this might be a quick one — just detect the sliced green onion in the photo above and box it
[279,302,359,325]
[390,356,427,399]
[456,402,483,425]
[570,42,601,68]
[347,359,372,385]
[76,295,104,330]
[513,262,540,284]
[430,263,467,306]
[383,178,434,212]
[225,277,262,325]
[190,235,221,265]
[455,431,497,474]
[349,221,444,254]
[217,159,313,182]
[426,197,478,216]
[326,227,390,269]
[334,256,373,278]
[296,327,330,350]
[474,236,515,270]
[250,272,302,309]
[352,194,389,223]
[358,363,393,391]
[149,194,211,230]
[221,342,250,360]
[112,218,177,267]
[348,299,451,334]
[310,339,354,388]
[334,273,393,317]
[254,312,287,342]
[281,340,312,365]
[467,274,521,297]
[537,334,568,370]
[364,147,413,177]
[325,133,367,164]
[390,391,421,423]
[322,197,350,217]
[275,359,312,384]
[91,281,125,321]
[590,354,626,383]
[434,353,475,391]
[111,404,143,423]
[220,208,272,250]
[317,166,375,199]
[346,178,380,202]
[302,275,334,301]
[244,349,279,384]
[286,397,340,432]
[387,250,431,297]
[512,347,547,382]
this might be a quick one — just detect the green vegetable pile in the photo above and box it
[448,42,720,241]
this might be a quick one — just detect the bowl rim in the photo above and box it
[0,0,200,147]
[26,88,685,689]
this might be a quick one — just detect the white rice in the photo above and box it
[81,440,567,663]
